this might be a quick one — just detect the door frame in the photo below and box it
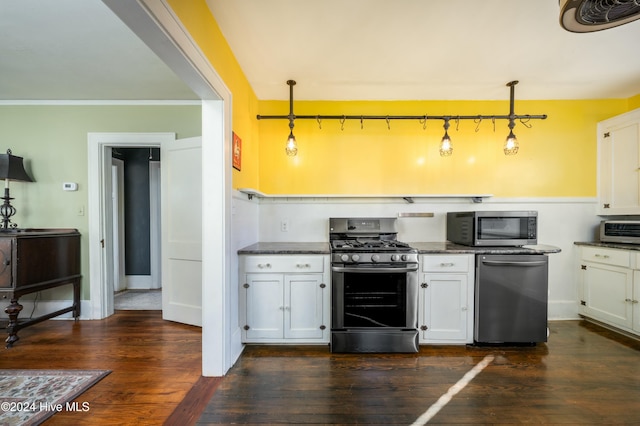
[101,0,237,376]
[149,160,161,289]
[88,133,173,320]
[112,157,126,293]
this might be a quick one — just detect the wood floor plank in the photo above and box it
[4,312,640,425]
[1,310,203,425]
[197,321,640,425]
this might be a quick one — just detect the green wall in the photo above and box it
[0,104,201,300]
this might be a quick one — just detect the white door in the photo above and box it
[421,273,469,341]
[582,262,633,329]
[161,136,203,326]
[285,275,325,339]
[245,274,285,340]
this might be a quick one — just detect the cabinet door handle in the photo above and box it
[594,254,610,259]
[296,263,311,269]
[440,262,455,267]
[258,263,272,269]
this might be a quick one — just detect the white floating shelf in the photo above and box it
[237,188,492,203]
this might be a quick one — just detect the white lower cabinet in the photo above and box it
[578,246,640,335]
[419,254,474,344]
[240,255,330,343]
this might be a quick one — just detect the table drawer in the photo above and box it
[422,254,471,273]
[243,255,324,273]
[581,247,630,267]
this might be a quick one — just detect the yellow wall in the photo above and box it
[257,98,627,197]
[166,0,259,190]
[168,1,637,198]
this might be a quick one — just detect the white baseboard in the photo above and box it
[549,300,580,320]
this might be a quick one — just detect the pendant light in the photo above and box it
[504,129,519,155]
[285,131,297,156]
[257,80,546,156]
[284,80,298,156]
[439,118,453,156]
[503,81,519,155]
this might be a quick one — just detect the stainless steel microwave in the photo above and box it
[446,211,538,247]
[600,220,640,244]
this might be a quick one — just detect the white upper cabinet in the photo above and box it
[598,108,640,215]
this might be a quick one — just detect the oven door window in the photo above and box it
[343,271,407,328]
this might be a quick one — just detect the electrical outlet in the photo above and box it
[281,218,289,232]
[78,205,85,216]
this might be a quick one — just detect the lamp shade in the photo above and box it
[0,149,33,182]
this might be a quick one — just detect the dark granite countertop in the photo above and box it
[238,241,561,255]
[238,242,330,255]
[574,241,640,251]
[408,242,561,255]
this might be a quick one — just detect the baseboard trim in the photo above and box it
[549,300,579,320]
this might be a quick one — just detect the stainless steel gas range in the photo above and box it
[329,217,419,353]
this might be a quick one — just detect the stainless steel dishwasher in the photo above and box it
[475,254,549,344]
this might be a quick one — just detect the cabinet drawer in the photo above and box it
[422,255,471,273]
[243,255,324,273]
[581,247,630,267]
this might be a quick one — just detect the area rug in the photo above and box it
[0,369,110,426]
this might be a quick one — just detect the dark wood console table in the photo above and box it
[0,228,81,348]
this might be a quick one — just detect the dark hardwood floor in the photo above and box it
[1,310,217,425]
[3,312,640,425]
[198,321,640,425]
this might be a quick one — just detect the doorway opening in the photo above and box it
[111,147,162,311]
[88,132,175,320]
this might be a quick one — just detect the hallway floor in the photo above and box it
[114,289,161,310]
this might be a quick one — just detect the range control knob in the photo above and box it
[391,254,400,261]
[401,254,409,261]
[371,254,380,263]
[351,254,360,262]
[341,254,350,262]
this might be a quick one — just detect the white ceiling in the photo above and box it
[0,0,197,101]
[207,0,640,101]
[1,0,639,102]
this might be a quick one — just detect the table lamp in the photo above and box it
[0,149,34,230]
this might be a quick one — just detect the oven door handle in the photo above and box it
[331,265,418,273]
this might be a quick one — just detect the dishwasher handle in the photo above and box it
[481,260,547,267]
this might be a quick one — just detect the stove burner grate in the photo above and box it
[331,239,413,251]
